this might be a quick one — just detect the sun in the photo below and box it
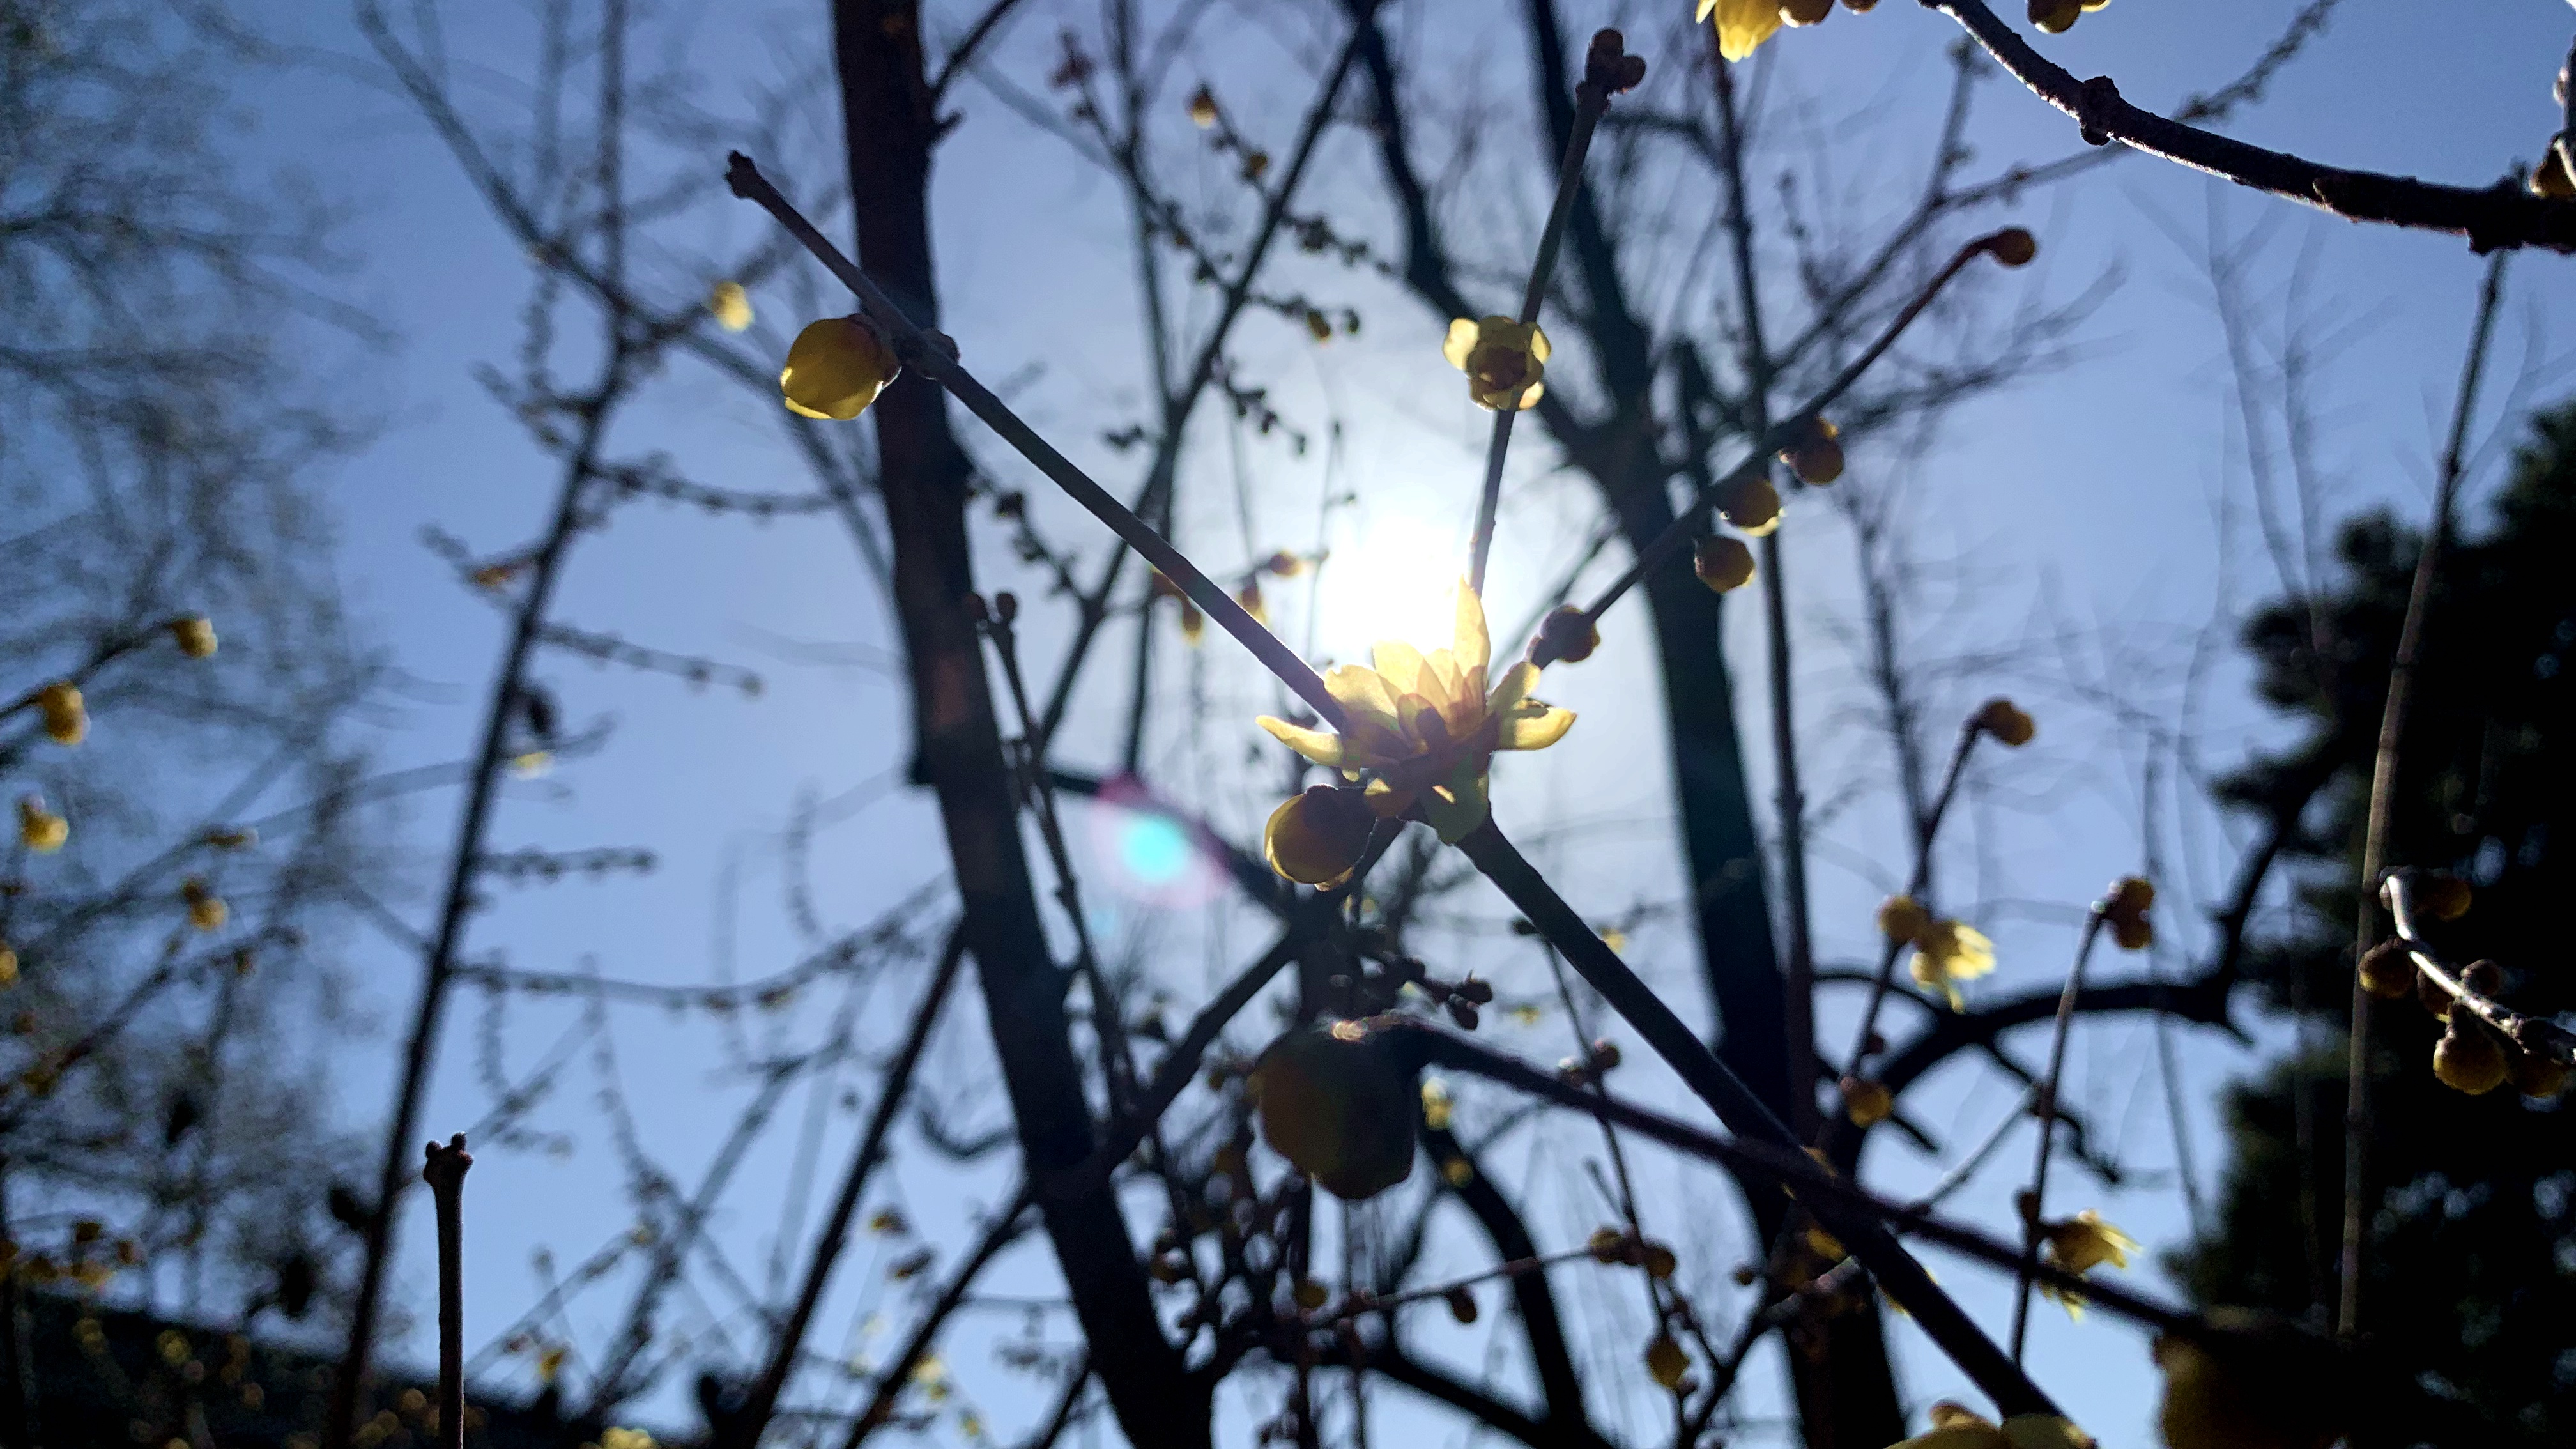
[1313,507,1467,661]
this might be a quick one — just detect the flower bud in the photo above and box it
[1839,1075,1892,1127]
[2416,873,2472,921]
[1781,0,1832,27]
[36,682,84,746]
[2355,939,2412,999]
[1693,535,1756,593]
[1535,606,1600,665]
[1644,1333,1687,1390]
[2029,0,2082,34]
[1445,1285,1479,1323]
[168,617,217,659]
[1984,227,2039,267]
[1974,698,2035,747]
[2433,1015,2508,1095]
[1717,474,1781,536]
[2508,1045,2570,1100]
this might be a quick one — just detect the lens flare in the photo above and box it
[1082,776,1225,908]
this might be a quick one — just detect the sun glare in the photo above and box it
[1315,508,1467,660]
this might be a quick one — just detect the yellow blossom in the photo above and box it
[1699,0,1783,62]
[1256,583,1573,882]
[2037,1209,2138,1318]
[781,316,898,420]
[18,797,67,854]
[1908,919,1995,1011]
[36,682,84,746]
[709,281,754,332]
[1441,317,1549,411]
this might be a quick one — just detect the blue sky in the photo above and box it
[222,2,2576,1445]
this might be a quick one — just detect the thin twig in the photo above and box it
[1927,0,2576,253]
[2335,250,2506,1338]
[2009,907,2106,1361]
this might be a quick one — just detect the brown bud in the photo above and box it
[2434,1015,2508,1095]
[2418,873,2473,921]
[1535,606,1600,666]
[1693,535,1757,593]
[2508,1045,2570,1100]
[2356,939,2412,999]
[1445,1285,1479,1323]
[1984,227,2039,267]
[2461,959,2504,999]
[1718,473,1782,536]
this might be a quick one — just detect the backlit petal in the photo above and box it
[1264,787,1375,887]
[1257,715,1346,768]
[1451,583,1489,680]
[1442,318,1480,371]
[1485,661,1540,718]
[1371,640,1430,700]
[1497,702,1574,751]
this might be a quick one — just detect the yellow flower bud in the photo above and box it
[1186,86,1219,128]
[1717,473,1781,536]
[1839,1075,1892,1126]
[1781,417,1844,484]
[168,617,217,659]
[2433,1015,2507,1094]
[2028,0,2082,34]
[36,682,84,746]
[1781,0,1832,26]
[1693,535,1756,593]
[1644,1333,1687,1390]
[780,316,899,421]
[0,945,16,988]
[17,797,67,854]
[181,878,227,933]
[1441,316,1549,411]
[2354,939,2413,999]
[709,281,754,333]
[2415,872,2472,921]
[1537,605,1600,664]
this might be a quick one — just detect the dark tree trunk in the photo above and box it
[831,6,1206,1445]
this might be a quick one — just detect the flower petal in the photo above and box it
[1371,640,1430,700]
[1485,660,1540,718]
[1712,0,1784,62]
[1323,664,1402,733]
[1497,701,1574,751]
[1257,715,1346,768]
[1442,318,1480,371]
[1451,582,1489,680]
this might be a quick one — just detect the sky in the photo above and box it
[199,1,2576,1446]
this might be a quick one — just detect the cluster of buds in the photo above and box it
[1587,1225,1678,1278]
[1555,1036,1623,1087]
[2360,871,2573,1098]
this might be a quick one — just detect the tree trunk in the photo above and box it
[831,6,1207,1445]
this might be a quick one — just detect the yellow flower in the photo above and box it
[1908,919,1994,1010]
[1699,0,1783,61]
[1255,583,1572,877]
[2043,1209,2136,1275]
[709,281,754,332]
[36,682,84,746]
[1441,316,1549,411]
[18,796,67,854]
[781,316,898,420]
[2037,1209,2138,1317]
[168,617,217,659]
